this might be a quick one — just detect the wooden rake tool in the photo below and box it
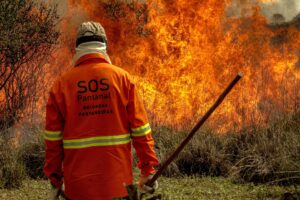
[146,73,243,187]
[115,73,243,200]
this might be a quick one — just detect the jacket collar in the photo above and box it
[74,53,110,67]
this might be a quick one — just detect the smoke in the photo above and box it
[260,0,300,22]
[54,0,300,24]
[226,0,257,18]
[227,0,300,22]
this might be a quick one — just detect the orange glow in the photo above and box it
[56,0,300,132]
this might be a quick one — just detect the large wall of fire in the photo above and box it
[55,0,300,132]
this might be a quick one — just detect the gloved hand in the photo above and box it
[50,184,61,200]
[138,174,158,194]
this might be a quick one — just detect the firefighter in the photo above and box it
[44,21,159,200]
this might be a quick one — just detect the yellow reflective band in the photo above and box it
[63,134,131,149]
[44,130,62,141]
[131,123,151,137]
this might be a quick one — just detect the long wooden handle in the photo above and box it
[146,73,243,186]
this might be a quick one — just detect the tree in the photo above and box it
[0,0,60,130]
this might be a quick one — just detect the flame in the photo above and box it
[54,0,300,132]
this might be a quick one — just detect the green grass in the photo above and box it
[0,176,299,200]
[0,179,48,200]
[157,176,299,200]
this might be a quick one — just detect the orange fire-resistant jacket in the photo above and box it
[44,53,159,200]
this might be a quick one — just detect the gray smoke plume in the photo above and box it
[226,0,257,18]
[227,0,300,22]
[260,0,300,22]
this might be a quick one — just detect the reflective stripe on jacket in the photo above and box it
[43,53,159,200]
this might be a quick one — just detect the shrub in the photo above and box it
[175,130,231,176]
[0,0,59,130]
[0,138,26,189]
[230,115,300,184]
[0,124,45,189]
[153,128,234,177]
[152,127,183,176]
[18,142,45,179]
[152,111,300,185]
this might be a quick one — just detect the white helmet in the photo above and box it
[76,21,108,47]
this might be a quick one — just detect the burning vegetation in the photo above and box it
[0,0,299,195]
[0,0,59,132]
[59,0,300,132]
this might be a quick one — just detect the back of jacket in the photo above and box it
[44,53,159,200]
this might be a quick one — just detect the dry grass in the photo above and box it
[153,111,300,185]
[0,138,26,189]
[0,111,299,191]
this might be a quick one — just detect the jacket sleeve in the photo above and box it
[43,81,64,189]
[127,78,159,176]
